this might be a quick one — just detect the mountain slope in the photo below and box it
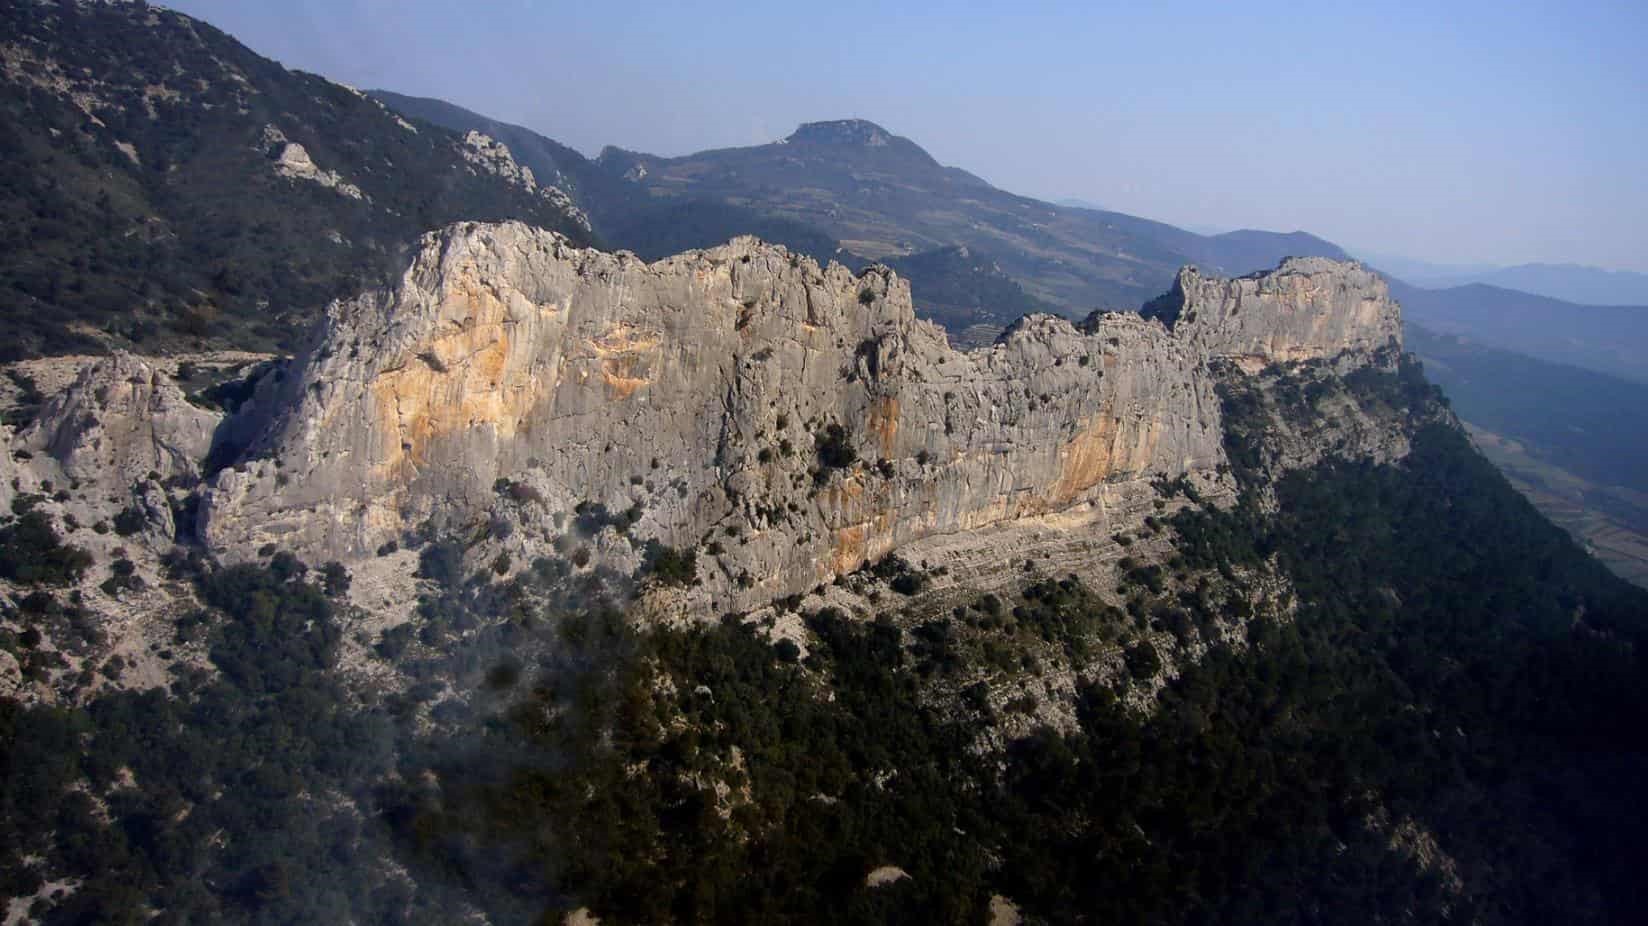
[593,118,1349,312]
[1401,262,1648,306]
[1389,278,1648,383]
[1409,326,1648,496]
[0,0,591,360]
[1410,324,1648,585]
[3,228,1645,923]
[367,88,636,232]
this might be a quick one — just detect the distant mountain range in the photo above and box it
[369,95,1350,328]
[592,118,1350,311]
[1396,262,1648,307]
[1390,279,1648,384]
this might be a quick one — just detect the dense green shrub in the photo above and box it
[0,511,93,585]
[644,541,697,586]
[0,559,404,922]
[1124,640,1161,679]
[814,423,857,471]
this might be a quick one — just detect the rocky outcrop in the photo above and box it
[461,131,592,234]
[1143,257,1401,372]
[786,119,897,147]
[261,125,365,200]
[0,237,1412,620]
[10,353,221,550]
[461,130,540,190]
[20,353,220,491]
[199,222,1241,608]
[193,224,1405,612]
[0,221,1406,623]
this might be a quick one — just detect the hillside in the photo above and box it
[367,89,636,234]
[0,228,1644,922]
[0,0,591,359]
[594,119,1349,311]
[1411,325,1648,585]
[1390,278,1648,383]
[366,92,1349,318]
[1369,270,1648,589]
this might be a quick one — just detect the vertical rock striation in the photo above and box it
[195,224,1404,610]
[199,224,1226,606]
[21,353,220,490]
[1144,257,1401,372]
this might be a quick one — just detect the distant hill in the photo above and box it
[0,0,590,359]
[1399,262,1648,306]
[365,100,1350,329]
[590,118,1349,312]
[1389,278,1648,383]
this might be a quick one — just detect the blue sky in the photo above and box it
[168,0,1648,271]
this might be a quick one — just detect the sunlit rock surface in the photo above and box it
[1145,256,1401,372]
[197,222,1401,610]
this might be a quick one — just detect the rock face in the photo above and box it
[1144,257,1401,371]
[0,353,222,556]
[21,353,220,491]
[461,131,593,235]
[198,223,1403,610]
[261,125,365,200]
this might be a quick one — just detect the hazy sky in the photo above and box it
[167,0,1648,272]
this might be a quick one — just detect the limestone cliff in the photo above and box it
[196,223,1403,611]
[1143,257,1401,372]
[199,223,1221,607]
[3,353,241,558]
[20,353,220,492]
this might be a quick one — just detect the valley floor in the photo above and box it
[1467,424,1648,588]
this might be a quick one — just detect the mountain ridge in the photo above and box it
[1388,277,1648,383]
[0,0,591,359]
[1395,261,1648,306]
[367,91,1351,319]
[197,226,1399,612]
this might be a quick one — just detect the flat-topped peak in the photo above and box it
[1144,256,1400,368]
[784,119,898,146]
[1269,255,1370,276]
[1170,255,1370,285]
